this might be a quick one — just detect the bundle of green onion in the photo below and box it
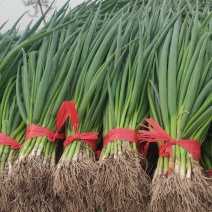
[94,0,187,211]
[53,2,136,211]
[139,2,212,211]
[0,77,25,210]
[95,37,151,211]
[9,6,93,210]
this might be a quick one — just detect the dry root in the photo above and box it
[150,165,212,212]
[0,161,18,212]
[6,155,54,212]
[53,152,97,212]
[0,173,9,211]
[94,148,150,212]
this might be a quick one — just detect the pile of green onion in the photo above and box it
[141,2,212,211]
[0,0,211,211]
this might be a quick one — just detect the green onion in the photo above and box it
[0,6,54,99]
[8,4,94,210]
[53,2,135,211]
[93,1,182,211]
[147,2,212,211]
[0,77,25,210]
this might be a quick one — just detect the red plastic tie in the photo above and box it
[138,118,201,161]
[63,101,98,152]
[0,133,22,149]
[25,124,64,142]
[103,128,139,148]
[25,101,73,142]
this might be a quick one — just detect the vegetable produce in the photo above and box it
[53,2,135,211]
[0,77,25,210]
[0,4,54,99]
[0,0,211,211]
[10,6,91,210]
[139,3,212,211]
[94,1,185,211]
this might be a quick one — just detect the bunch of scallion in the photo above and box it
[95,37,150,211]
[140,2,212,211]
[9,5,94,210]
[93,0,185,211]
[53,1,137,211]
[0,77,25,210]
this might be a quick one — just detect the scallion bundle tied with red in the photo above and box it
[143,2,212,210]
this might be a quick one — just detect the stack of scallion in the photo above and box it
[53,2,140,211]
[9,4,95,210]
[0,0,211,211]
[0,77,25,211]
[94,0,186,211]
[139,2,212,211]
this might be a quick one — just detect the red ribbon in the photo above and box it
[63,101,98,152]
[0,133,22,149]
[103,128,140,147]
[25,125,64,142]
[138,118,201,161]
[25,101,73,142]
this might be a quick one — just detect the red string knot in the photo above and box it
[138,118,201,161]
[47,131,64,142]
